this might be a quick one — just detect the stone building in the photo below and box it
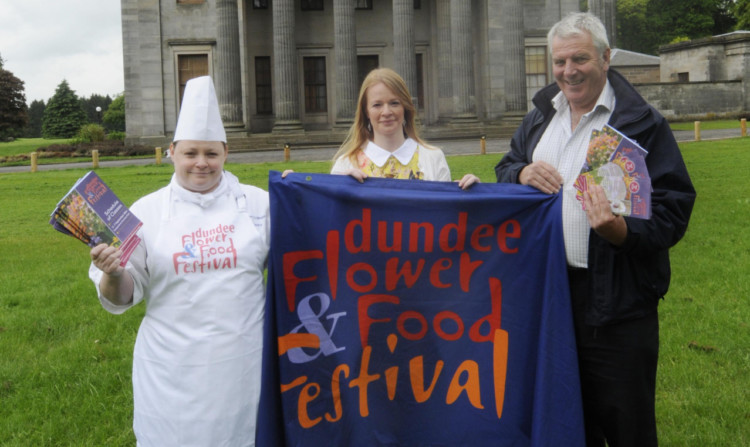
[121,0,619,148]
[629,31,750,121]
[610,49,660,84]
[659,31,750,84]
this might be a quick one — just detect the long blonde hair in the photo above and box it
[333,67,432,165]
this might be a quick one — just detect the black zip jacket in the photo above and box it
[495,69,696,326]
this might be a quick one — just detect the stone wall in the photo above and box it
[634,80,746,121]
[615,66,660,84]
[660,32,750,83]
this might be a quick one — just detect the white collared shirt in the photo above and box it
[533,80,616,267]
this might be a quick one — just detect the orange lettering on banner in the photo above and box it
[299,383,322,428]
[348,346,380,417]
[325,365,350,423]
[446,360,484,409]
[493,328,509,419]
[385,366,399,400]
[409,356,444,403]
[278,333,320,355]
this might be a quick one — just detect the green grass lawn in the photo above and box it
[669,119,747,131]
[0,141,748,445]
[0,138,72,158]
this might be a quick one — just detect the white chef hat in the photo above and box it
[173,75,226,143]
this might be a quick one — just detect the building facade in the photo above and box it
[631,31,750,121]
[121,0,596,147]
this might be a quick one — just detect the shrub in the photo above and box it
[107,131,126,141]
[76,124,106,143]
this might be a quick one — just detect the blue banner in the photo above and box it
[258,172,584,446]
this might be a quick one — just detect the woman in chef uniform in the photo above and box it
[89,76,269,446]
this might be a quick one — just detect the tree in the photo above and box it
[24,99,45,138]
[713,0,737,34]
[103,94,126,132]
[80,94,113,125]
[617,0,735,54]
[737,0,750,30]
[42,80,87,138]
[617,0,652,53]
[0,54,29,140]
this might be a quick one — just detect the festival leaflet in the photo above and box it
[50,171,142,266]
[574,124,652,219]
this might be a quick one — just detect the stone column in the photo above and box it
[393,0,417,100]
[589,0,616,48]
[216,0,243,127]
[503,0,527,112]
[334,0,357,127]
[273,0,303,132]
[450,0,477,123]
[436,0,452,120]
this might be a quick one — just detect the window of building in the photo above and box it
[252,0,268,9]
[255,57,272,115]
[301,0,323,11]
[356,0,372,9]
[176,0,204,4]
[414,0,421,9]
[357,55,380,89]
[303,56,327,113]
[525,46,547,110]
[177,54,209,105]
[678,72,689,83]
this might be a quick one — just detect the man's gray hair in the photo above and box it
[547,12,610,56]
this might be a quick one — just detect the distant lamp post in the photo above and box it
[95,106,102,124]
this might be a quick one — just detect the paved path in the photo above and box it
[0,128,743,174]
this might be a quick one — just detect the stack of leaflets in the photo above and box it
[50,171,142,266]
[574,125,652,219]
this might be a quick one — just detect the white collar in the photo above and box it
[364,138,418,167]
[170,171,230,208]
[551,79,616,116]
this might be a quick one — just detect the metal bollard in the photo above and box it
[92,149,100,168]
[284,143,290,162]
[480,135,486,155]
[694,121,701,141]
[155,147,162,165]
[30,152,38,172]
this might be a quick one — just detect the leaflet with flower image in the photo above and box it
[50,171,142,266]
[574,125,652,219]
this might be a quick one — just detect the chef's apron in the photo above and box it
[133,177,266,447]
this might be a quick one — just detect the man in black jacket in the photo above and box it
[495,12,695,447]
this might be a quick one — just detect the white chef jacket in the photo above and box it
[331,138,452,181]
[89,171,269,447]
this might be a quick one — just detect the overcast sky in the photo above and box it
[0,0,124,104]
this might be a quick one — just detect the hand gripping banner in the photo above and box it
[257,172,584,446]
